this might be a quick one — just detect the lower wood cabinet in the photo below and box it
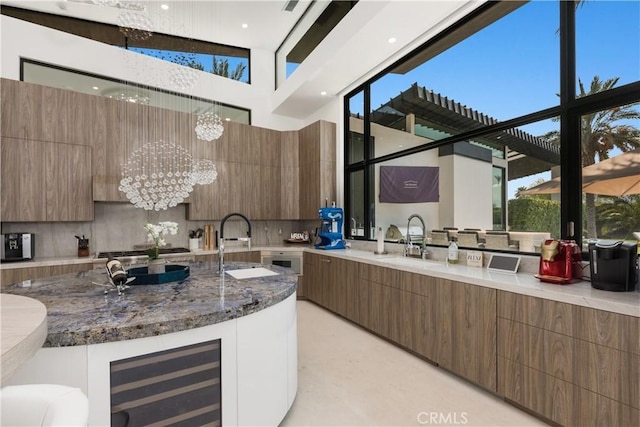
[1,263,95,288]
[436,279,497,392]
[301,253,637,425]
[497,290,640,426]
[304,253,496,392]
[302,252,359,323]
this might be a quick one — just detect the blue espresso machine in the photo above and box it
[315,207,346,250]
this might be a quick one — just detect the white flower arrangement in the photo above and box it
[144,221,179,259]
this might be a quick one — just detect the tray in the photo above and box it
[127,264,190,285]
[284,239,309,244]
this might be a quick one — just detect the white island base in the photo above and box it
[6,292,298,426]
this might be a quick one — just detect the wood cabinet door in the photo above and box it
[45,142,93,221]
[303,253,321,304]
[298,121,336,219]
[436,279,497,392]
[1,138,46,221]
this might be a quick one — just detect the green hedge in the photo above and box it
[508,198,560,239]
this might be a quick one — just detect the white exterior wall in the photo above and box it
[439,154,494,231]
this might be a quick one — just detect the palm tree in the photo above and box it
[596,195,640,239]
[537,76,640,239]
[578,76,640,239]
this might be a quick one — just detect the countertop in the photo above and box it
[0,294,47,384]
[2,245,638,318]
[1,261,297,347]
[0,246,306,270]
[305,248,640,318]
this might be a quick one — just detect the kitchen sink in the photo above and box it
[378,257,443,269]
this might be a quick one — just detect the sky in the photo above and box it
[364,0,640,199]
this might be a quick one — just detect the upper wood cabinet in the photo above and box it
[1,138,93,222]
[1,79,337,222]
[298,121,336,219]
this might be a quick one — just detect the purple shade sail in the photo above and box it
[379,166,439,203]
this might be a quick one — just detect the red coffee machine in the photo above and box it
[536,239,582,284]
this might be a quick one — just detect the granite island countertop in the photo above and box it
[1,261,297,347]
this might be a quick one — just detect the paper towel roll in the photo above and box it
[377,227,384,254]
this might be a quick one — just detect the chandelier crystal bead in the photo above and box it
[117,11,154,41]
[168,65,200,90]
[190,159,218,185]
[119,140,195,211]
[195,111,224,141]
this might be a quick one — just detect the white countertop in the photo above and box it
[2,246,638,317]
[306,248,640,318]
[0,293,48,384]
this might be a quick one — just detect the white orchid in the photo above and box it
[144,221,179,259]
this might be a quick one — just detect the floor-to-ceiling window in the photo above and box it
[345,0,640,254]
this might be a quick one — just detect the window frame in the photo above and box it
[343,0,640,252]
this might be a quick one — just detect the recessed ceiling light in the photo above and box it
[241,23,248,29]
[92,86,99,90]
[388,37,397,44]
[320,91,327,96]
[225,118,231,121]
[161,4,169,10]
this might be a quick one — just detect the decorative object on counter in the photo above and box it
[286,231,309,243]
[104,257,133,295]
[195,111,224,141]
[466,250,483,268]
[120,140,195,211]
[535,239,581,284]
[75,235,90,258]
[144,221,179,273]
[315,204,346,250]
[127,264,190,285]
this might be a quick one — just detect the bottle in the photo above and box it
[106,257,128,286]
[448,238,459,264]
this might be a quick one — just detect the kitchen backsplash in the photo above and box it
[1,203,319,259]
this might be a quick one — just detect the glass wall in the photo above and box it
[1,5,250,83]
[276,1,358,88]
[22,60,251,124]
[344,0,640,254]
[581,103,640,245]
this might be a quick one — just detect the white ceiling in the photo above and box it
[2,0,483,120]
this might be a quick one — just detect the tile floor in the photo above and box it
[280,301,548,427]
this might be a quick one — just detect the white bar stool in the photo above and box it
[0,384,89,427]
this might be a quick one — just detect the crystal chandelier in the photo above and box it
[190,159,218,185]
[117,10,154,41]
[102,87,150,105]
[168,65,200,90]
[119,140,195,211]
[195,111,224,141]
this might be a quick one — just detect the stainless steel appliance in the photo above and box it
[589,241,638,292]
[1,233,35,262]
[261,251,303,275]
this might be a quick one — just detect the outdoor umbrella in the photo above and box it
[520,149,640,196]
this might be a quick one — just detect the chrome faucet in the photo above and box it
[218,212,252,274]
[404,213,427,258]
